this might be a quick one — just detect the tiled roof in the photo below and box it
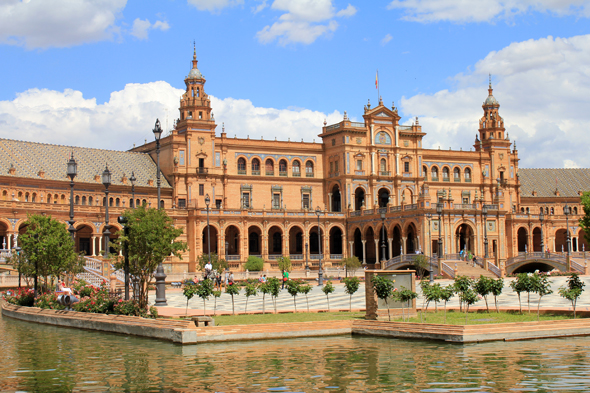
[519,168,590,198]
[0,138,171,188]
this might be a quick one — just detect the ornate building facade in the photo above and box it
[1,51,588,275]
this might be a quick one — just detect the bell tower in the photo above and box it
[474,76,510,151]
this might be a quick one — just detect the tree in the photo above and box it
[342,276,360,312]
[510,273,530,314]
[244,256,264,271]
[244,282,258,312]
[299,283,313,312]
[322,280,335,311]
[459,288,479,324]
[17,214,85,293]
[277,256,292,273]
[394,286,418,322]
[286,279,301,312]
[196,252,228,273]
[225,283,240,315]
[259,281,271,314]
[530,273,552,321]
[490,278,504,313]
[212,290,221,316]
[266,277,281,313]
[182,282,197,316]
[578,191,590,245]
[558,273,585,318]
[474,276,493,312]
[111,206,187,310]
[411,254,429,278]
[372,275,395,321]
[196,279,214,316]
[440,286,455,324]
[453,276,473,312]
[342,256,361,277]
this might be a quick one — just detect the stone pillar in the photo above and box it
[395,153,400,176]
[402,236,407,254]
[341,236,346,258]
[388,238,393,259]
[91,236,96,256]
[328,193,332,211]
[361,240,366,264]
[98,235,103,255]
[374,239,379,263]
[349,241,354,258]
[6,233,10,250]
[284,233,290,257]
[371,152,375,175]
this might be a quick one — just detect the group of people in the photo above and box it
[459,249,478,266]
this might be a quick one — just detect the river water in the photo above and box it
[2,312,590,392]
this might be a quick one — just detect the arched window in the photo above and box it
[2,190,6,201]
[380,158,387,173]
[252,158,260,174]
[266,159,274,175]
[160,200,164,209]
[237,157,246,174]
[75,195,80,205]
[129,198,134,208]
[453,167,461,181]
[82,196,86,205]
[540,207,543,214]
[24,192,29,202]
[521,207,525,213]
[116,198,120,207]
[137,199,141,207]
[54,194,58,204]
[292,161,301,176]
[545,207,549,215]
[279,159,287,175]
[550,207,554,215]
[103,197,107,207]
[464,168,471,181]
[422,166,427,179]
[47,194,51,204]
[306,161,314,177]
[574,207,578,214]
[109,197,114,207]
[196,87,200,97]
[31,193,36,203]
[526,207,529,214]
[61,195,66,203]
[442,167,450,180]
[142,199,147,206]
[89,196,93,205]
[431,167,438,180]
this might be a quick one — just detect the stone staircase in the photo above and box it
[446,260,497,279]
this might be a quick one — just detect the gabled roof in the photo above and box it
[0,138,171,188]
[519,168,590,198]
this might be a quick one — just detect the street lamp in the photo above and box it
[117,216,130,300]
[539,208,545,254]
[102,165,111,257]
[130,171,136,208]
[153,119,163,210]
[67,152,77,242]
[437,203,443,260]
[205,194,211,269]
[483,204,489,258]
[380,211,386,263]
[14,246,21,288]
[564,204,571,270]
[315,206,323,286]
[305,242,309,271]
[425,213,433,282]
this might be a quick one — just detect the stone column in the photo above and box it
[402,236,407,254]
[374,239,379,263]
[361,240,366,264]
[328,193,332,211]
[98,235,103,255]
[341,236,346,258]
[6,233,10,250]
[91,236,96,256]
[388,238,393,259]
[284,233,290,257]
[349,241,354,258]
[371,152,375,175]
[395,153,400,175]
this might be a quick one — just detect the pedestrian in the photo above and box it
[216,272,222,290]
[459,249,465,260]
[282,270,289,289]
[229,271,234,286]
[224,270,229,289]
[259,274,264,283]
[262,274,267,283]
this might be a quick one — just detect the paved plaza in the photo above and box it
[152,276,590,316]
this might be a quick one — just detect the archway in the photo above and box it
[353,228,363,262]
[517,227,528,252]
[378,188,390,208]
[455,223,474,253]
[268,226,283,256]
[329,226,343,256]
[354,188,365,211]
[248,227,261,255]
[224,225,240,257]
[0,221,8,249]
[402,188,413,205]
[393,225,401,257]
[331,185,341,212]
[579,229,589,252]
[310,225,323,255]
[405,223,417,254]
[532,227,542,252]
[76,225,93,256]
[289,226,304,257]
[202,225,219,256]
[365,227,376,263]
[555,229,567,253]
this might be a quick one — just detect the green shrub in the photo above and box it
[244,256,264,271]
[34,292,65,310]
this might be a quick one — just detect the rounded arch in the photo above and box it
[392,225,402,257]
[455,222,475,253]
[517,227,528,252]
[292,159,301,176]
[288,225,304,256]
[555,228,568,253]
[401,187,413,204]
[247,225,262,255]
[353,228,363,262]
[305,160,314,176]
[75,224,94,255]
[279,159,288,174]
[268,225,283,255]
[431,166,439,180]
[354,186,366,211]
[329,226,343,255]
[405,222,418,254]
[331,183,341,212]
[464,167,472,181]
[422,165,428,179]
[532,226,542,252]
[365,226,376,263]
[378,188,390,208]
[202,224,219,256]
[265,158,275,175]
[441,166,450,180]
[579,229,589,252]
[453,167,461,181]
[0,220,9,249]
[251,157,261,173]
[237,157,247,173]
[224,225,240,257]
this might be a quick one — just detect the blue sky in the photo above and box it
[1,0,590,168]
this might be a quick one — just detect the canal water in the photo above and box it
[1,312,590,392]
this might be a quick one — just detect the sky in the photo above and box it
[1,0,590,168]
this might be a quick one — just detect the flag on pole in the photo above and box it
[375,70,379,89]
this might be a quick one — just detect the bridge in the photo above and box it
[505,252,586,275]
[382,254,446,277]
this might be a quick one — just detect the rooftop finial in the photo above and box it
[193,40,196,60]
[489,73,492,88]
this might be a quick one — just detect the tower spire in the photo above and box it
[193,40,196,61]
[488,73,493,96]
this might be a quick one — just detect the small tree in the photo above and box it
[244,256,264,272]
[530,273,552,321]
[411,254,429,278]
[243,282,258,313]
[420,280,432,312]
[259,281,271,314]
[372,275,395,321]
[212,290,221,316]
[342,256,361,277]
[322,280,335,311]
[474,276,493,312]
[558,273,585,318]
[225,282,240,315]
[453,276,473,312]
[440,286,455,324]
[286,279,301,312]
[459,288,479,324]
[510,273,530,313]
[299,283,313,312]
[182,282,198,316]
[196,279,214,316]
[196,252,228,273]
[490,278,504,313]
[277,256,292,274]
[342,276,360,312]
[395,286,418,322]
[266,277,281,313]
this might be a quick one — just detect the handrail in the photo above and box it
[487,261,501,277]
[441,262,455,279]
[571,259,585,274]
[505,252,566,267]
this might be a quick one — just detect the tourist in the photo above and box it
[216,273,222,290]
[262,274,267,283]
[59,281,72,295]
[259,274,264,283]
[228,271,234,286]
[205,260,213,277]
[282,270,289,289]
[224,270,229,288]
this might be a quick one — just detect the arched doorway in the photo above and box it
[517,227,528,252]
[365,227,376,263]
[268,226,283,256]
[354,188,365,211]
[0,221,8,249]
[378,188,390,208]
[310,225,323,255]
[532,227,542,252]
[225,225,240,258]
[331,185,341,212]
[405,224,417,254]
[76,225,93,256]
[329,226,343,256]
[202,225,219,256]
[455,224,474,253]
[393,225,402,257]
[579,229,589,252]
[555,229,568,253]
[353,228,363,262]
[402,188,413,204]
[289,226,304,257]
[248,227,261,256]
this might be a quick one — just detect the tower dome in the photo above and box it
[484,75,499,107]
[186,44,204,80]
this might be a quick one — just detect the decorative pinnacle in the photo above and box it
[193,40,196,60]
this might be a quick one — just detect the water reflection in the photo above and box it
[2,311,590,392]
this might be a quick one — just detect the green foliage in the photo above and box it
[299,283,313,312]
[458,287,479,324]
[286,279,301,312]
[196,252,228,272]
[411,254,429,278]
[342,256,361,275]
[558,273,585,318]
[277,256,292,273]
[322,280,335,311]
[34,292,65,310]
[3,288,35,307]
[73,280,94,298]
[530,272,552,320]
[266,276,282,313]
[225,282,241,315]
[212,290,222,316]
[244,256,264,271]
[510,273,534,313]
[74,282,116,314]
[579,191,590,246]
[243,282,258,313]
[474,276,493,312]
[490,277,504,313]
[196,279,214,315]
[113,299,147,317]
[343,276,361,312]
[111,206,188,310]
[422,282,443,311]
[372,275,396,321]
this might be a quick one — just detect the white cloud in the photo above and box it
[187,0,244,12]
[398,34,590,168]
[130,18,170,40]
[256,0,357,45]
[0,0,126,49]
[387,0,590,23]
[252,0,268,14]
[0,82,342,151]
[381,33,393,45]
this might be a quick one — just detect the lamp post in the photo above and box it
[117,216,130,300]
[205,194,211,268]
[153,119,162,210]
[437,203,443,260]
[67,152,77,242]
[380,211,387,263]
[315,206,323,286]
[130,171,136,208]
[14,246,21,288]
[564,204,571,271]
[425,213,433,282]
[539,208,545,255]
[305,242,309,271]
[102,165,111,257]
[483,204,489,258]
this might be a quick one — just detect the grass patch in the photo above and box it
[212,311,366,326]
[403,310,574,325]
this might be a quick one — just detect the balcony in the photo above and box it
[238,169,246,175]
[293,172,301,177]
[465,178,472,183]
[279,171,288,177]
[306,172,314,178]
[252,170,260,176]
[443,177,450,182]
[196,167,208,175]
[266,171,274,176]
[454,177,461,182]
[431,177,439,182]
[380,171,391,176]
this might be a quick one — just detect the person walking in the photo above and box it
[282,270,289,289]
[224,270,229,290]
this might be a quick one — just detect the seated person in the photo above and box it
[59,282,72,295]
